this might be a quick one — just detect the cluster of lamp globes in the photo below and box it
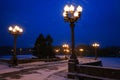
[8,25,23,35]
[62,44,70,53]
[62,44,69,48]
[63,5,83,20]
[92,43,100,48]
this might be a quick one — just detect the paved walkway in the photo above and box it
[0,58,98,80]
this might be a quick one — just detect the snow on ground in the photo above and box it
[0,60,68,74]
[0,61,44,74]
[0,57,97,74]
[0,61,68,80]
[78,57,98,64]
[13,64,67,80]
[1,57,119,80]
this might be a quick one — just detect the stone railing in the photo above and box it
[68,60,120,80]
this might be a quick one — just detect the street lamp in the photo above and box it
[63,5,82,63]
[92,43,100,60]
[62,44,69,49]
[79,48,84,57]
[19,48,22,54]
[8,25,23,66]
[62,44,70,58]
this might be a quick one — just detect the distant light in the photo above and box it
[66,49,70,53]
[8,25,23,34]
[54,49,60,53]
[92,43,100,47]
[79,48,84,52]
[62,44,69,48]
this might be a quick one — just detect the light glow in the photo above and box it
[64,5,69,12]
[15,25,20,31]
[55,49,60,53]
[77,6,83,12]
[79,48,84,52]
[13,29,16,32]
[19,28,23,33]
[9,26,13,31]
[69,5,75,12]
[63,11,67,17]
[74,11,79,17]
[8,25,23,34]
[62,44,69,48]
[92,43,100,47]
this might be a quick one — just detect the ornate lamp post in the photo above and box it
[8,25,23,66]
[79,48,84,57]
[63,5,82,63]
[62,44,70,58]
[92,43,100,60]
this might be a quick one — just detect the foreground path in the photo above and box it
[0,58,97,80]
[0,61,68,80]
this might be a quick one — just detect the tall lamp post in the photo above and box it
[8,25,23,66]
[63,5,82,63]
[92,43,100,60]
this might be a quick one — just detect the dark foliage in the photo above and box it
[0,46,12,55]
[46,35,55,58]
[33,34,55,59]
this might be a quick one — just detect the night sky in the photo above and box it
[0,0,120,48]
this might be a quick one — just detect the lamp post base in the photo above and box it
[68,53,79,73]
[11,55,18,66]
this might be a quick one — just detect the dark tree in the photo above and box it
[33,34,47,58]
[46,35,55,58]
[33,34,55,59]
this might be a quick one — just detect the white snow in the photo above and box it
[0,60,69,80]
[0,57,120,80]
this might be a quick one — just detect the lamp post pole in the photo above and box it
[13,35,17,66]
[92,43,100,60]
[8,25,23,66]
[69,22,78,61]
[63,5,83,73]
[70,23,75,57]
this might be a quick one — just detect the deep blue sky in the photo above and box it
[0,0,120,48]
